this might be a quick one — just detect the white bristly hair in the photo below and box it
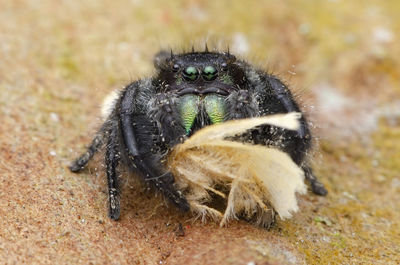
[101,89,121,121]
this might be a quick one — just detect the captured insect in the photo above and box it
[69,49,327,228]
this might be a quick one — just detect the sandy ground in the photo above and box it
[1,0,399,264]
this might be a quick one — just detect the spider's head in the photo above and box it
[153,50,246,96]
[153,50,248,135]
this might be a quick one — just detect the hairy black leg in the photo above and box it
[148,92,186,146]
[106,127,121,220]
[69,128,106,172]
[225,89,258,120]
[303,166,327,196]
[267,76,327,195]
[120,88,189,211]
[238,72,327,195]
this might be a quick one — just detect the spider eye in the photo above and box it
[221,63,228,71]
[202,66,218,81]
[183,66,199,81]
[172,64,180,72]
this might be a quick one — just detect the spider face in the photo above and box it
[70,49,327,227]
[153,51,248,135]
[154,51,245,96]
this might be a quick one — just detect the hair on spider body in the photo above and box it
[70,49,327,223]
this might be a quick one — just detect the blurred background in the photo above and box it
[1,0,399,264]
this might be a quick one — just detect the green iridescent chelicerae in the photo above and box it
[178,94,226,134]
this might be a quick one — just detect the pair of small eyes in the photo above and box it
[173,64,227,81]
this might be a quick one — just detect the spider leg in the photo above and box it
[302,166,328,196]
[121,114,189,211]
[69,126,106,172]
[225,89,258,120]
[267,76,328,196]
[120,89,190,212]
[105,126,121,220]
[232,74,327,196]
[148,92,186,145]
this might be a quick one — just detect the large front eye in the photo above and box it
[183,66,199,81]
[202,66,218,81]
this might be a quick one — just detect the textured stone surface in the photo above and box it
[1,1,399,264]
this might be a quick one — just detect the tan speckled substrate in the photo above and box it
[1,1,400,264]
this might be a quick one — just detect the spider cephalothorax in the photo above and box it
[70,49,327,224]
[150,51,250,137]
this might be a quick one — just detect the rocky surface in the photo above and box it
[1,1,399,264]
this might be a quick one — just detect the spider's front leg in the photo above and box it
[148,92,187,146]
[226,81,327,196]
[225,89,259,120]
[120,88,189,211]
[265,76,328,196]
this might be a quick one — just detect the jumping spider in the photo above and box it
[70,50,327,221]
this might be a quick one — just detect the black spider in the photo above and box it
[69,49,327,221]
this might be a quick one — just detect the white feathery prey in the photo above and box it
[168,112,307,227]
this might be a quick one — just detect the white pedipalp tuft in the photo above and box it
[101,89,121,121]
